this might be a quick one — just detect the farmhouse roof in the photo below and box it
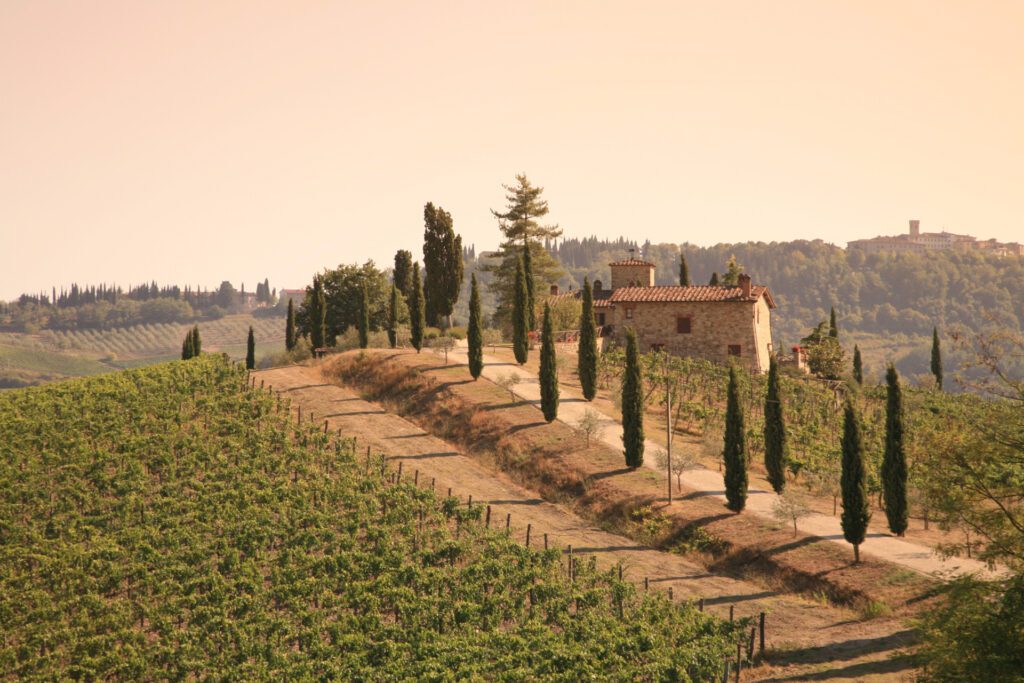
[609,285,776,308]
[608,258,655,267]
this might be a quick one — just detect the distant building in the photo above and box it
[279,289,306,306]
[549,256,776,373]
[848,220,1022,257]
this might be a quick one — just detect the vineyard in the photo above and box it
[0,355,746,680]
[598,348,986,516]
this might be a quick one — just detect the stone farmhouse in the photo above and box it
[551,258,777,373]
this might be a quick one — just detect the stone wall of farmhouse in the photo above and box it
[608,300,773,373]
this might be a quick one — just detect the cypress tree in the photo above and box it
[763,355,787,494]
[522,243,536,330]
[387,285,399,349]
[467,274,483,379]
[882,365,908,536]
[539,303,559,422]
[285,298,297,352]
[931,327,943,390]
[308,276,326,351]
[358,284,370,349]
[410,263,425,352]
[512,255,529,364]
[577,277,598,401]
[191,325,201,355]
[181,330,193,360]
[829,307,839,339]
[723,365,748,512]
[679,252,690,286]
[393,249,414,299]
[709,272,720,286]
[840,399,871,563]
[245,326,256,370]
[852,344,863,385]
[621,327,644,468]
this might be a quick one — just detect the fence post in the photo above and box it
[544,533,548,550]
[644,577,649,592]
[668,587,673,602]
[414,470,419,486]
[525,524,532,548]
[759,612,766,656]
[748,627,756,661]
[699,598,705,612]
[485,505,491,528]
[505,513,511,533]
[729,604,734,622]
[735,640,742,680]
[467,495,472,508]
[396,461,402,483]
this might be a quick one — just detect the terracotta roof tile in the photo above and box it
[608,258,655,267]
[609,285,775,308]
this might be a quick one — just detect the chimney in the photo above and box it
[909,219,920,237]
[550,284,559,296]
[593,280,602,294]
[738,273,752,298]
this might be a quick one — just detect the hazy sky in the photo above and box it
[2,1,1022,299]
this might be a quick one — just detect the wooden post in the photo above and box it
[467,495,472,508]
[618,564,622,581]
[699,598,705,612]
[544,533,548,550]
[505,513,511,533]
[665,359,673,504]
[447,487,452,498]
[323,420,328,435]
[759,612,766,656]
[668,587,673,602]
[644,577,649,592]
[525,524,532,547]
[396,461,402,483]
[431,477,435,493]
[735,641,742,680]
[485,505,491,528]
[723,658,731,683]
[729,604,735,622]
[748,627,756,661]
[414,470,419,486]
[260,379,264,389]
[568,545,573,581]
[298,406,302,422]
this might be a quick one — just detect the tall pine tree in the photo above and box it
[191,326,201,355]
[577,277,598,401]
[245,326,256,370]
[882,365,908,536]
[307,276,326,351]
[931,327,943,390]
[679,253,690,286]
[485,175,563,328]
[841,399,871,563]
[763,355,787,494]
[467,274,483,380]
[410,263,425,353]
[621,327,644,468]
[422,203,464,328]
[853,344,863,385]
[387,285,399,349]
[181,330,194,360]
[285,298,297,352]
[829,307,839,339]
[358,283,370,349]
[512,255,529,364]
[539,303,559,422]
[723,365,748,512]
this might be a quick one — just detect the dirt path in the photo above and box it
[447,342,998,580]
[257,364,917,682]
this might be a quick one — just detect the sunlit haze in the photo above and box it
[2,1,1022,299]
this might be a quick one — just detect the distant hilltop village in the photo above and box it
[847,219,1023,257]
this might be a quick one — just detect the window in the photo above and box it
[625,308,633,319]
[597,313,606,326]
[676,316,692,334]
[651,343,665,352]
[728,344,742,357]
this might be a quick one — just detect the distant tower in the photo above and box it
[909,219,920,237]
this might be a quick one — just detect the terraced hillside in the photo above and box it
[0,356,745,680]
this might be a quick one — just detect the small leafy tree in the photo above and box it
[245,326,255,370]
[773,490,814,536]
[574,410,603,449]
[722,255,743,286]
[723,365,748,512]
[841,399,871,563]
[429,335,455,364]
[467,274,483,379]
[539,303,559,422]
[577,277,598,401]
[495,372,520,400]
[654,448,699,491]
[621,327,644,469]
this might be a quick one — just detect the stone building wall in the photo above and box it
[610,264,654,290]
[608,300,772,373]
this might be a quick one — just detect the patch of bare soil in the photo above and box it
[256,359,923,681]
